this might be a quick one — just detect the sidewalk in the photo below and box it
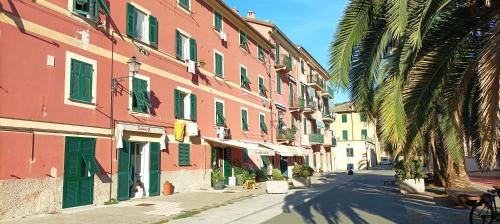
[170,171,365,224]
[1,186,265,224]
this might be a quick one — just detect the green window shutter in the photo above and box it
[175,30,182,60]
[240,67,249,89]
[303,118,307,134]
[289,84,294,106]
[276,74,281,94]
[241,110,248,131]
[149,16,158,48]
[70,59,81,100]
[240,31,247,49]
[342,130,348,140]
[117,141,131,201]
[132,78,149,113]
[258,46,264,61]
[260,114,267,132]
[259,77,267,96]
[178,144,190,166]
[301,60,305,74]
[190,94,197,121]
[243,149,249,163]
[361,129,367,139]
[81,62,93,103]
[216,102,224,126]
[179,0,190,10]
[174,89,182,118]
[275,42,280,63]
[360,112,367,122]
[215,53,223,77]
[291,116,296,130]
[189,38,197,61]
[126,3,136,37]
[214,11,222,31]
[62,137,80,208]
[342,114,347,123]
[149,142,160,196]
[73,0,90,15]
[140,79,150,112]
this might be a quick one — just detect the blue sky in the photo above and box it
[225,0,350,104]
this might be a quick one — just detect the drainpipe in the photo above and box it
[109,30,116,201]
[268,46,274,144]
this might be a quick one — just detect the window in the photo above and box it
[239,31,248,49]
[259,113,267,132]
[213,11,223,32]
[291,116,296,131]
[258,45,264,61]
[276,74,282,94]
[176,30,197,62]
[126,3,158,47]
[258,76,267,97]
[71,0,110,21]
[346,148,354,157]
[303,117,307,135]
[69,59,94,103]
[278,112,285,133]
[289,83,294,108]
[243,149,249,163]
[178,0,190,11]
[342,130,348,140]
[360,112,367,122]
[178,143,190,166]
[241,108,249,131]
[215,101,225,126]
[275,42,280,63]
[301,59,305,74]
[131,77,151,113]
[341,114,347,123]
[174,88,197,121]
[240,66,250,90]
[361,129,368,140]
[214,51,224,78]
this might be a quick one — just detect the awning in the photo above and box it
[288,146,308,156]
[203,138,275,156]
[260,143,295,156]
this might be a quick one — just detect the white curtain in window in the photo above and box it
[136,11,146,41]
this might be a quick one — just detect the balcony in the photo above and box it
[321,85,334,99]
[323,131,333,146]
[277,128,296,143]
[307,74,325,91]
[274,54,292,75]
[322,111,335,123]
[289,97,302,113]
[302,99,317,114]
[309,133,324,145]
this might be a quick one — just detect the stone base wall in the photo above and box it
[161,169,211,193]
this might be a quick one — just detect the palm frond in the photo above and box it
[379,75,406,150]
[385,0,408,39]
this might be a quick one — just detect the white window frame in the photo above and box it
[213,50,224,78]
[240,64,249,90]
[64,51,97,109]
[128,2,153,45]
[212,10,224,33]
[214,98,225,125]
[128,73,151,116]
[241,107,249,132]
[176,28,192,62]
[177,0,191,14]
[176,86,193,120]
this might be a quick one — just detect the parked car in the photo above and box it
[380,158,392,165]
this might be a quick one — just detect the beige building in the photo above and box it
[332,102,382,170]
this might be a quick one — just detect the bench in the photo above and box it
[446,187,483,207]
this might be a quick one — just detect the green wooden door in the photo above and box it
[223,148,231,185]
[261,156,269,178]
[149,142,161,196]
[62,137,81,208]
[117,140,131,201]
[211,147,219,169]
[79,138,95,206]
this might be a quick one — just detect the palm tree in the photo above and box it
[329,0,499,187]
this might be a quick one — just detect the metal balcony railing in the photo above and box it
[308,74,325,90]
[309,133,324,144]
[275,54,292,74]
[302,99,317,112]
[277,128,296,142]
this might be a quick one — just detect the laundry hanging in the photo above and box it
[174,120,186,142]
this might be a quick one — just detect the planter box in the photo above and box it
[292,176,311,188]
[400,178,425,194]
[213,181,224,190]
[266,181,289,194]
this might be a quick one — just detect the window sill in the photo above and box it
[178,4,191,14]
[68,98,95,106]
[214,76,225,81]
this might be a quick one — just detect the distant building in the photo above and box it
[332,102,382,170]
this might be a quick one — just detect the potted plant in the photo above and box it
[291,164,314,188]
[163,180,174,196]
[266,169,289,194]
[394,159,426,194]
[211,169,225,190]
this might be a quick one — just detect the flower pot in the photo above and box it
[292,176,311,188]
[213,181,224,190]
[400,178,425,194]
[163,181,173,196]
[266,180,289,194]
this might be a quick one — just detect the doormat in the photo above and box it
[135,203,155,207]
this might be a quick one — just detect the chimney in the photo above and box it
[247,10,256,19]
[232,7,239,14]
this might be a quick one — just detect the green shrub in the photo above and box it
[393,159,425,181]
[272,168,285,181]
[211,169,224,183]
[292,164,314,177]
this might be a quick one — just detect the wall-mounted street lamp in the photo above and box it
[112,56,142,93]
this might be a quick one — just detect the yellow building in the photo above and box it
[332,102,383,170]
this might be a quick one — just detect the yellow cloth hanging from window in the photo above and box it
[175,121,186,142]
